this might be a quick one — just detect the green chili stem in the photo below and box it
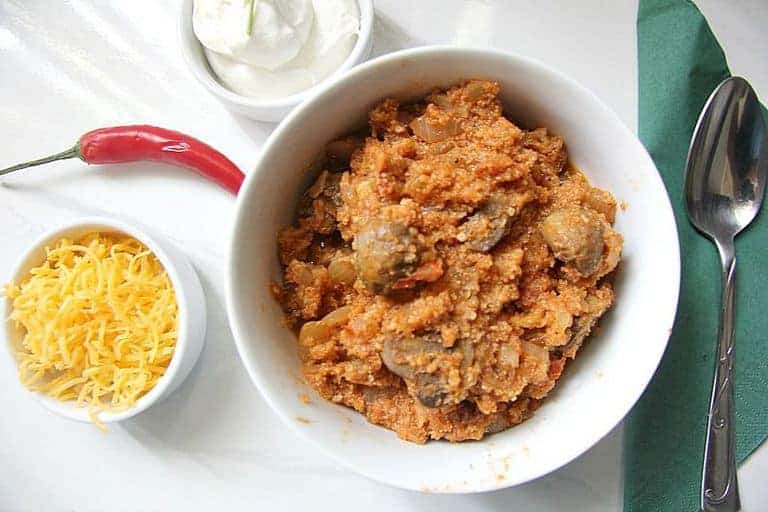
[246,0,256,36]
[0,145,81,177]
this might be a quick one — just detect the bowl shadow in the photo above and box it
[120,265,345,476]
[462,424,622,510]
[371,11,426,58]
[116,269,247,450]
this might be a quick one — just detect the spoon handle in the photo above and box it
[701,238,740,512]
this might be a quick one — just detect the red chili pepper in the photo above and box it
[0,125,244,194]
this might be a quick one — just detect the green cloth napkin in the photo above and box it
[624,0,768,510]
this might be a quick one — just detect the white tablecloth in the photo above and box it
[1,1,766,510]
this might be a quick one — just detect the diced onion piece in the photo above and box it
[499,343,520,369]
[409,116,460,143]
[328,257,356,285]
[299,320,331,346]
[321,305,352,326]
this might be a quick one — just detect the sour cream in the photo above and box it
[193,0,360,100]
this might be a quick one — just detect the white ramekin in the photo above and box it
[2,216,207,424]
[178,0,374,122]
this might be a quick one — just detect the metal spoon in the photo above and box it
[684,76,768,512]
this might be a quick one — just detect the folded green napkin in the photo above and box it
[624,0,768,510]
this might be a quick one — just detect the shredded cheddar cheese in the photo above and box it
[3,233,178,426]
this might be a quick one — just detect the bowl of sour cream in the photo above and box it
[179,0,373,122]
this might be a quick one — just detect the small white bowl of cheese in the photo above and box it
[2,217,207,427]
[179,0,374,122]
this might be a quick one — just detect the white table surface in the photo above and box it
[1,1,766,510]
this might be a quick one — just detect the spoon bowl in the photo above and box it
[685,77,768,241]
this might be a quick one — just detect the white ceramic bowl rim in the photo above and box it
[3,216,193,423]
[178,0,375,110]
[227,45,681,492]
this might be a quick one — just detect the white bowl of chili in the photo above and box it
[227,47,680,492]
[2,216,207,426]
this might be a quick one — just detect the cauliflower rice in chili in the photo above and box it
[274,80,623,443]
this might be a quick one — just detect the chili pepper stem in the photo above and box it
[0,144,81,177]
